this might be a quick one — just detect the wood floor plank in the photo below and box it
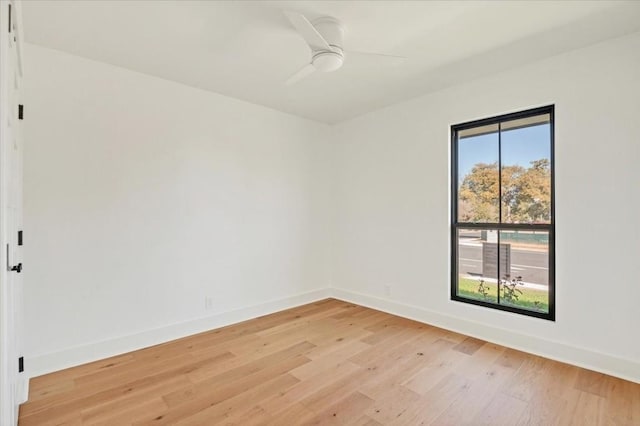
[558,389,608,426]
[26,378,75,403]
[305,327,374,360]
[401,339,463,395]
[390,373,471,425]
[575,368,614,398]
[79,377,182,425]
[307,391,375,425]
[298,367,372,413]
[471,392,529,425]
[290,340,370,380]
[516,393,568,426]
[75,350,234,394]
[262,402,317,425]
[357,336,448,399]
[84,396,169,426]
[348,414,383,426]
[604,378,640,425]
[504,356,579,403]
[350,327,425,366]
[452,335,486,355]
[430,359,519,425]
[259,360,361,415]
[362,384,423,425]
[171,374,300,426]
[161,342,313,410]
[222,405,273,426]
[20,298,640,426]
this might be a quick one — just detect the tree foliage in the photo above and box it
[459,159,550,223]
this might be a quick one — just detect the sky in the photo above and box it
[457,123,551,181]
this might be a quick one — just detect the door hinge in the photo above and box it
[18,230,23,246]
[7,4,11,34]
[18,357,24,373]
[6,244,22,273]
[18,104,24,120]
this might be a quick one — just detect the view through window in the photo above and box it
[451,106,555,320]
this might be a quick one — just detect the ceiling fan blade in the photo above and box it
[284,11,331,51]
[285,63,316,86]
[345,50,407,66]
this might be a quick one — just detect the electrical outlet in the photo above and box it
[383,285,391,297]
[205,297,213,311]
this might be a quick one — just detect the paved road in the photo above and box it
[459,243,548,285]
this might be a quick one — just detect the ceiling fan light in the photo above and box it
[312,51,344,72]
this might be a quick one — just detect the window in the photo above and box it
[451,106,555,320]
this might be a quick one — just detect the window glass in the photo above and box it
[457,124,499,223]
[501,114,551,224]
[451,106,554,320]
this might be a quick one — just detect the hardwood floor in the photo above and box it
[19,299,640,425]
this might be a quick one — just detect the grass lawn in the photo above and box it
[457,277,549,313]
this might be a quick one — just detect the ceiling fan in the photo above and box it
[284,11,406,86]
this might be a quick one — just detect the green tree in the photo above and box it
[459,159,550,223]
[511,158,551,223]
[500,164,525,223]
[459,163,499,222]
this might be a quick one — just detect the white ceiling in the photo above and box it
[22,1,640,124]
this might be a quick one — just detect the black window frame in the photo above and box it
[450,105,555,321]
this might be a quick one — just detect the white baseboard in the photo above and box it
[17,376,28,405]
[329,288,640,384]
[27,286,639,385]
[28,288,331,378]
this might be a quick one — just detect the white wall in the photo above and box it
[23,44,331,376]
[24,32,640,383]
[331,32,640,382]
